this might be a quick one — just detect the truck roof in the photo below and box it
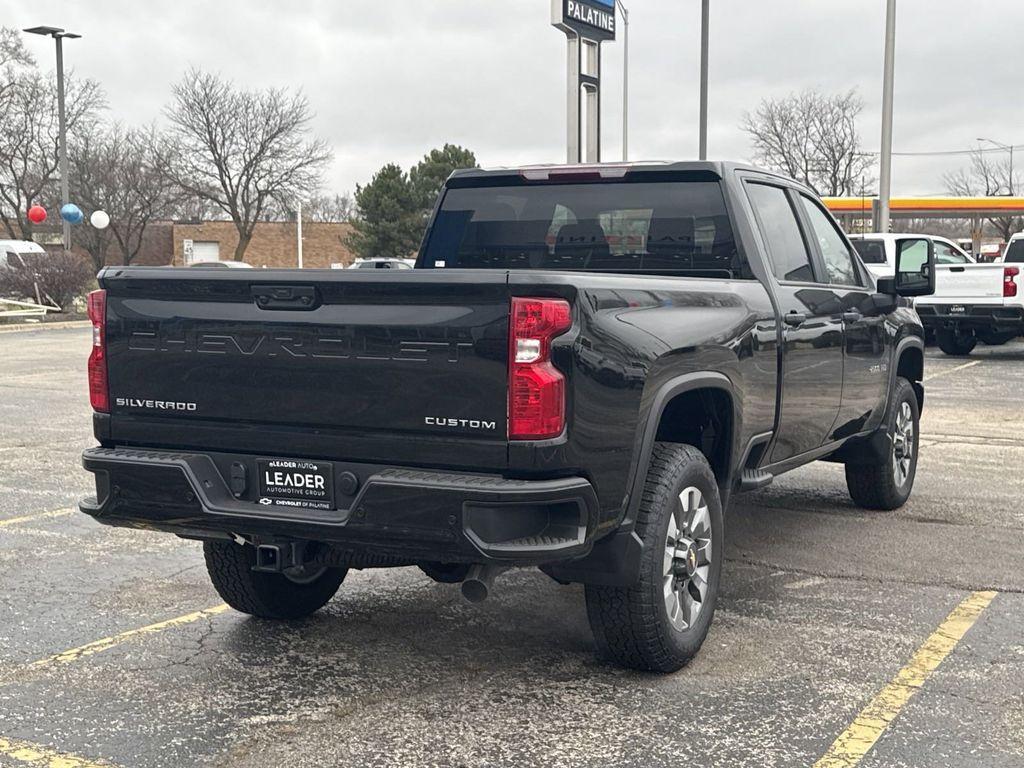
[447,160,787,183]
[0,240,46,253]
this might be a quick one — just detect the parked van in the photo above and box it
[0,240,47,269]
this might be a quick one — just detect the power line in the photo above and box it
[859,144,1024,158]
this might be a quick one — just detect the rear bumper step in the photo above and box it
[80,447,599,565]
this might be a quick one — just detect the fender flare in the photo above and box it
[544,371,739,588]
[622,371,738,526]
[890,335,926,409]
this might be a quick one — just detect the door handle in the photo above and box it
[841,311,862,323]
[783,312,806,327]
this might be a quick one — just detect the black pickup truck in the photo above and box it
[81,162,935,672]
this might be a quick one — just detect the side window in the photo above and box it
[934,242,968,265]
[1005,240,1024,264]
[745,183,815,282]
[852,239,887,265]
[798,196,862,286]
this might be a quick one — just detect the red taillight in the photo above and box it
[87,289,108,412]
[509,297,572,440]
[1004,266,1020,298]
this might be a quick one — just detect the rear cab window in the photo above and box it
[1005,240,1024,264]
[852,239,887,265]
[419,177,754,279]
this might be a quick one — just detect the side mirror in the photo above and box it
[891,237,936,297]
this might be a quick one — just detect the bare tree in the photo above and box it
[70,124,179,270]
[0,251,93,310]
[165,69,332,260]
[0,27,34,110]
[0,62,103,240]
[900,218,969,240]
[301,192,355,222]
[944,149,1022,241]
[741,89,874,196]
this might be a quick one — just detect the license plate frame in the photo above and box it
[256,459,335,511]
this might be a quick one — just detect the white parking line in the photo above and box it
[923,360,981,382]
[0,508,75,529]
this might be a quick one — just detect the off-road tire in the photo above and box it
[936,330,976,356]
[845,376,920,511]
[585,443,723,673]
[203,541,347,619]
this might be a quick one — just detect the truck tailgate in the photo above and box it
[100,269,511,465]
[920,264,1005,303]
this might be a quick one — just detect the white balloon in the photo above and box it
[90,210,110,230]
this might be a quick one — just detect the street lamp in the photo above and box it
[616,0,629,161]
[977,137,1015,196]
[698,0,709,160]
[23,25,81,252]
[877,0,897,233]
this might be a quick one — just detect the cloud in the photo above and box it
[6,0,1023,196]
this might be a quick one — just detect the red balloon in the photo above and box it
[28,205,47,224]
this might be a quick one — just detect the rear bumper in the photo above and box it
[917,304,1024,332]
[80,447,599,566]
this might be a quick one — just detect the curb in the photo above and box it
[0,320,91,334]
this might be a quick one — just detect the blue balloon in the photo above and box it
[60,203,84,224]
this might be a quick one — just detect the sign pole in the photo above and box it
[566,33,580,163]
[552,0,617,165]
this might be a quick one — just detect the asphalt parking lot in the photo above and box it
[0,325,1021,768]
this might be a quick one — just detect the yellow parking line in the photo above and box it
[0,735,115,767]
[27,605,230,670]
[813,590,997,768]
[0,508,75,528]
[923,359,981,382]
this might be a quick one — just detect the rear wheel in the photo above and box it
[203,541,347,619]
[936,330,976,356]
[845,377,920,510]
[585,443,723,673]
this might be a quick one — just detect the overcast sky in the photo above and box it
[4,0,1023,198]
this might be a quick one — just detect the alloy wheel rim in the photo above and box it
[663,486,712,632]
[892,401,914,487]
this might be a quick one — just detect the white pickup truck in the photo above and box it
[849,233,975,278]
[850,233,1023,355]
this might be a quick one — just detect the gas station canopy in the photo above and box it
[823,197,1024,219]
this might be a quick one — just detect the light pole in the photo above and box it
[698,0,709,160]
[23,26,80,252]
[977,137,1015,195]
[616,0,629,161]
[877,0,897,233]
[296,200,304,268]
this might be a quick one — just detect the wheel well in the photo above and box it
[654,387,733,485]
[896,346,924,410]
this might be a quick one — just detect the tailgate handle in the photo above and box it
[252,285,318,310]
